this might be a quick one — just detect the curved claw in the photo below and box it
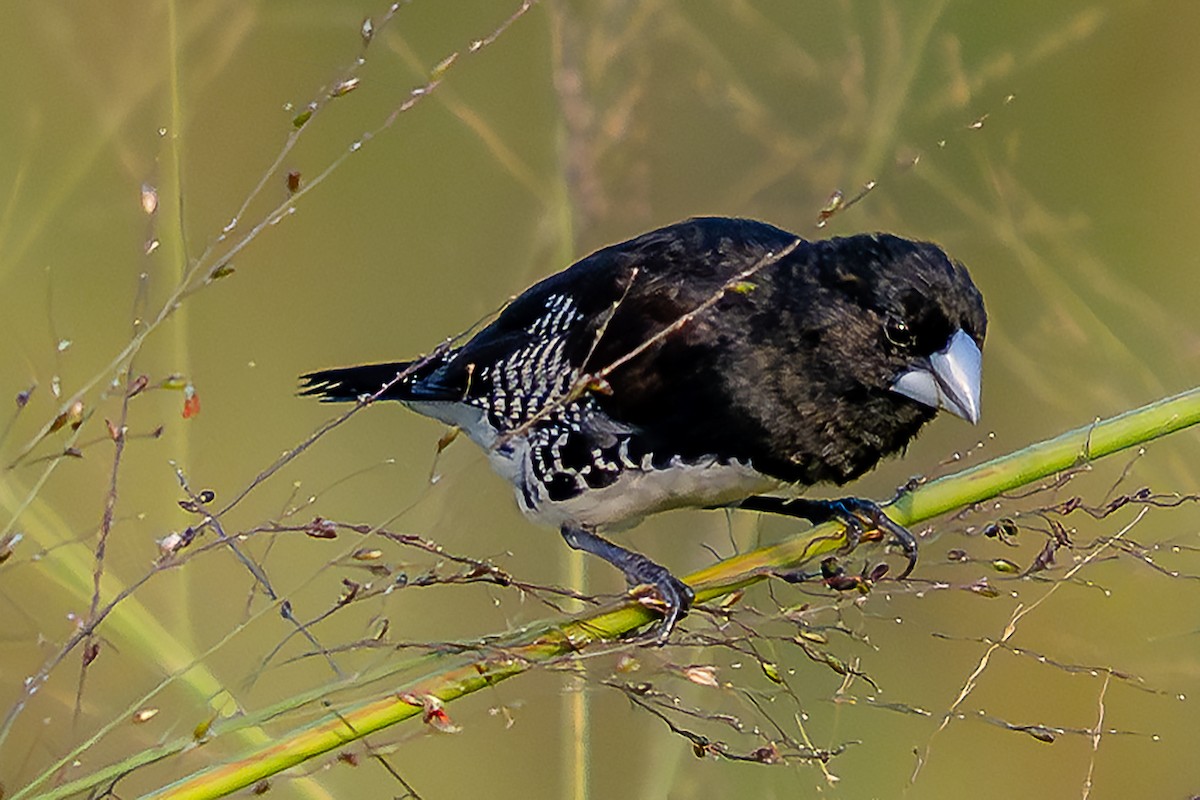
[820,498,918,578]
[633,570,694,644]
[838,511,864,552]
[874,513,918,578]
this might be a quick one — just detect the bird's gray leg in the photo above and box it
[738,496,919,579]
[560,525,694,644]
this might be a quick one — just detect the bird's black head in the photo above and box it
[813,233,987,424]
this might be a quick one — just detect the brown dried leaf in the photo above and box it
[682,665,719,688]
[132,708,159,724]
[140,183,158,215]
[398,692,461,733]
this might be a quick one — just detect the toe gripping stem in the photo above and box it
[738,496,919,579]
[560,525,694,644]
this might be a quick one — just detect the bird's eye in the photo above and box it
[885,317,914,348]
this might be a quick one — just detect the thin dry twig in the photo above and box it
[1081,670,1111,800]
[913,506,1149,783]
[0,1,542,758]
[496,237,802,447]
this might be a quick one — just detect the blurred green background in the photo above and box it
[2,1,1199,798]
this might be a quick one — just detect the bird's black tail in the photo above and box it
[299,360,434,403]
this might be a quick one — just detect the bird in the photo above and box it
[301,217,986,641]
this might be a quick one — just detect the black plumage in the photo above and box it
[302,217,986,640]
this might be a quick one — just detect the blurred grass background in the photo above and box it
[1,1,1199,798]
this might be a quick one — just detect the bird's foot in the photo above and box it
[739,495,919,579]
[629,570,694,645]
[561,525,692,644]
[829,498,919,579]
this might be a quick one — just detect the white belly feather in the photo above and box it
[406,399,781,531]
[522,456,782,530]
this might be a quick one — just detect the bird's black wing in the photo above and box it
[578,220,822,477]
[408,218,800,426]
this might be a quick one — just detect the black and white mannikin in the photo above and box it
[301,217,986,641]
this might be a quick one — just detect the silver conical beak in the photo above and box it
[890,329,982,424]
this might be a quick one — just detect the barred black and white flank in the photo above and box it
[301,217,987,641]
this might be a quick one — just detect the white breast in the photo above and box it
[407,399,782,531]
[515,455,782,531]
